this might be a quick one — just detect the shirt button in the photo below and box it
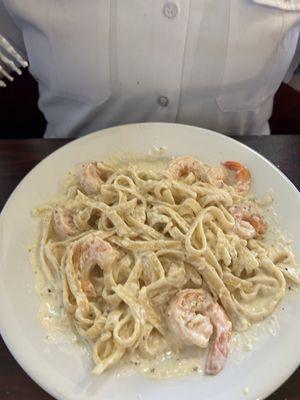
[157,96,169,107]
[163,2,178,19]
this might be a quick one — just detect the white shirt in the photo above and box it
[1,0,300,138]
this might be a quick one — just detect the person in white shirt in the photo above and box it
[0,0,300,138]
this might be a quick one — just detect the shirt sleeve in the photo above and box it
[0,1,27,58]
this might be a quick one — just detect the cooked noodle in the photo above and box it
[32,157,299,375]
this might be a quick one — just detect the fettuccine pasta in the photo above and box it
[31,156,299,376]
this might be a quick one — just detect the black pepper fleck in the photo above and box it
[193,367,198,372]
[48,289,51,293]
[150,368,155,373]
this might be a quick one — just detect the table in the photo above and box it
[0,136,299,400]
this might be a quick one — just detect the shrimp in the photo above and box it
[223,161,251,194]
[73,235,116,297]
[165,156,207,181]
[229,204,267,239]
[165,156,227,188]
[207,165,228,188]
[80,162,114,194]
[54,205,79,238]
[167,288,232,375]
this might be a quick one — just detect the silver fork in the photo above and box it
[0,34,28,87]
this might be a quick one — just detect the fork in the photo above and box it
[0,34,28,87]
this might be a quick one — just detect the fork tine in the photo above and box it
[0,65,14,81]
[0,53,22,75]
[0,34,28,87]
[0,35,28,68]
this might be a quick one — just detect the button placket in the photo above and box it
[154,0,189,119]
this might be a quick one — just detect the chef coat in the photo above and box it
[1,0,300,138]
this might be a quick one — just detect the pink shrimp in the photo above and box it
[164,156,207,181]
[207,165,228,187]
[229,204,267,239]
[223,161,251,194]
[72,235,116,297]
[80,162,114,195]
[165,156,227,188]
[167,288,232,375]
[54,205,79,238]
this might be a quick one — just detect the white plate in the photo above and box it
[0,123,299,400]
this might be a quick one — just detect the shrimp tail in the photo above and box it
[223,161,251,194]
[205,329,231,375]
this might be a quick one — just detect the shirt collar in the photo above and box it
[252,0,300,10]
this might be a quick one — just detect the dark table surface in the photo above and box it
[0,136,299,400]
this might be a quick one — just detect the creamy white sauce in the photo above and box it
[106,147,171,172]
[230,314,280,362]
[30,153,172,357]
[137,348,205,379]
[30,153,298,380]
[30,227,76,343]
